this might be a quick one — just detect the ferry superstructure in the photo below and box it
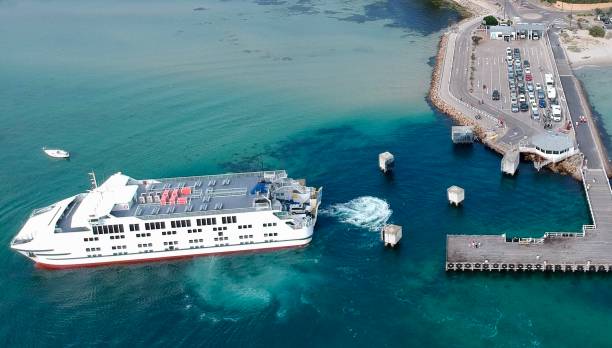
[11,170,322,269]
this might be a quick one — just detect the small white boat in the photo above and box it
[42,147,70,159]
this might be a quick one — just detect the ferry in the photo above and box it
[11,170,322,269]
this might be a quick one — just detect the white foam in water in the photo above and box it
[322,196,392,231]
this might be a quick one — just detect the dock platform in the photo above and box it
[446,168,612,272]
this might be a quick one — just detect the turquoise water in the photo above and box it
[577,67,612,156]
[1,0,611,347]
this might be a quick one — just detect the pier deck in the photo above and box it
[446,168,612,272]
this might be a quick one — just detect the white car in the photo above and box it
[531,107,540,120]
[528,91,535,99]
[531,98,537,108]
[551,105,562,121]
[535,83,542,90]
[519,94,526,103]
[524,67,531,74]
[511,96,518,104]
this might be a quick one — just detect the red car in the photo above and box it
[525,73,533,81]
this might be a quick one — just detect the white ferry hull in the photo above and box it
[28,236,312,269]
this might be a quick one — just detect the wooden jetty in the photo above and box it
[446,168,612,272]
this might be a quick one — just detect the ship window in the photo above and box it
[232,216,237,223]
[121,235,125,239]
[136,234,140,237]
[129,225,134,232]
[222,217,226,224]
[273,223,277,226]
[86,248,90,252]
[147,233,151,237]
[154,222,160,229]
[103,226,108,234]
[145,223,150,230]
[119,225,124,232]
[161,222,166,229]
[248,225,252,228]
[249,235,253,238]
[171,221,176,228]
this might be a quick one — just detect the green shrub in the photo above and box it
[589,26,605,37]
[483,15,499,26]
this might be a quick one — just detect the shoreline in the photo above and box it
[427,0,585,180]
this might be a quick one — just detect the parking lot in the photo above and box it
[470,37,570,133]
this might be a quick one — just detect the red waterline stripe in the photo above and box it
[35,243,309,270]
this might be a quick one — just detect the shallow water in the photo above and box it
[1,0,611,347]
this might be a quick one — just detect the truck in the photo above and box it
[547,86,556,100]
[545,74,554,87]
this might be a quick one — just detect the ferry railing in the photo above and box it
[150,170,287,184]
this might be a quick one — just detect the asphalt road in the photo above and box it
[549,29,604,170]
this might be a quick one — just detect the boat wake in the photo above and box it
[322,196,392,231]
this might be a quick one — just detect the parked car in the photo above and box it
[508,72,515,79]
[514,48,520,55]
[509,81,516,90]
[523,60,530,67]
[535,82,542,90]
[527,83,534,92]
[530,98,537,108]
[511,103,519,113]
[519,94,526,103]
[520,102,529,112]
[525,67,531,74]
[525,73,533,81]
[528,91,535,99]
[511,96,518,104]
[510,91,517,99]
[492,90,500,100]
[539,98,546,108]
[537,90,545,100]
[551,105,562,121]
[532,107,540,120]
[518,86,526,94]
